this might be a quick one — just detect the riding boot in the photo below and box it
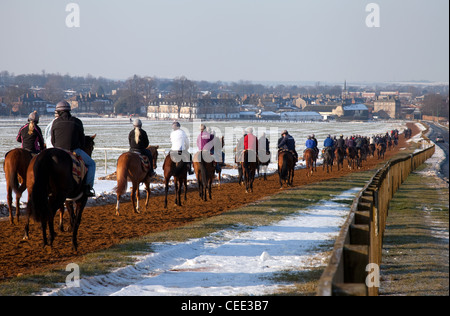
[84,184,96,197]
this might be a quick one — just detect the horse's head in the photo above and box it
[148,145,159,169]
[84,134,96,157]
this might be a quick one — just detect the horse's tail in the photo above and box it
[4,154,20,195]
[199,158,208,191]
[30,152,52,223]
[280,154,289,180]
[115,155,129,197]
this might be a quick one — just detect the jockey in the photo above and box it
[244,127,258,163]
[278,130,298,162]
[305,136,315,150]
[336,134,346,149]
[323,134,334,148]
[129,118,155,178]
[311,133,319,159]
[258,132,271,165]
[323,134,334,159]
[17,111,45,154]
[197,124,212,151]
[51,101,96,197]
[170,121,194,175]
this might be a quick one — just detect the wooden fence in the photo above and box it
[316,144,436,296]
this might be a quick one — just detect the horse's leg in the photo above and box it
[144,181,151,210]
[72,198,87,253]
[133,183,141,214]
[59,206,65,232]
[6,185,13,225]
[184,178,188,201]
[164,179,169,209]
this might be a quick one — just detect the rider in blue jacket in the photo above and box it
[323,134,334,148]
[305,136,315,149]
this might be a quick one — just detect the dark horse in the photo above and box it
[334,147,345,171]
[163,152,189,208]
[23,135,95,252]
[322,147,334,173]
[278,150,295,188]
[303,148,317,177]
[3,149,32,225]
[346,146,359,170]
[241,150,258,193]
[193,151,215,202]
[376,143,386,160]
[115,145,159,216]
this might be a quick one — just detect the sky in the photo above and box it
[0,0,448,84]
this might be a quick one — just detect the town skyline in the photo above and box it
[1,0,448,84]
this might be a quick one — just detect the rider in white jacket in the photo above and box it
[170,121,193,174]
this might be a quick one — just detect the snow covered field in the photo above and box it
[42,188,361,296]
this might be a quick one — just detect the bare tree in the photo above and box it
[172,76,197,118]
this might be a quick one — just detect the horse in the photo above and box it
[115,145,159,216]
[23,135,96,252]
[322,147,334,173]
[278,150,295,188]
[368,143,376,157]
[241,150,258,193]
[356,146,367,168]
[193,151,215,201]
[303,148,317,177]
[346,146,359,169]
[3,149,32,225]
[163,152,189,208]
[376,143,386,160]
[334,147,345,171]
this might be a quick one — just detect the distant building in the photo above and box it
[147,98,240,120]
[374,96,401,119]
[333,104,369,120]
[280,111,323,121]
[69,92,113,114]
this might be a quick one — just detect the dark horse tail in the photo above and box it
[29,150,53,223]
[280,153,289,180]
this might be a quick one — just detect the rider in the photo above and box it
[244,127,258,163]
[129,118,155,178]
[51,101,96,197]
[305,136,315,151]
[323,134,334,160]
[278,130,298,163]
[170,121,194,175]
[311,133,319,160]
[258,132,271,165]
[336,134,346,150]
[17,111,45,154]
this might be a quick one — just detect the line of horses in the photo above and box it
[2,132,399,254]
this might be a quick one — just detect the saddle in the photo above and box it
[63,150,87,185]
[130,150,150,171]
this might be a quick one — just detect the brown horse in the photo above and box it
[23,135,95,252]
[322,147,334,173]
[241,150,258,193]
[303,148,316,177]
[278,150,295,188]
[163,152,189,208]
[193,151,215,201]
[3,149,32,225]
[376,143,386,160]
[334,147,345,171]
[346,146,359,169]
[115,145,159,216]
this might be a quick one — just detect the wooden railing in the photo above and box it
[317,144,436,296]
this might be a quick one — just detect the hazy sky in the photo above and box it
[0,0,448,83]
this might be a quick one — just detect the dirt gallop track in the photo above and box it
[0,124,419,281]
